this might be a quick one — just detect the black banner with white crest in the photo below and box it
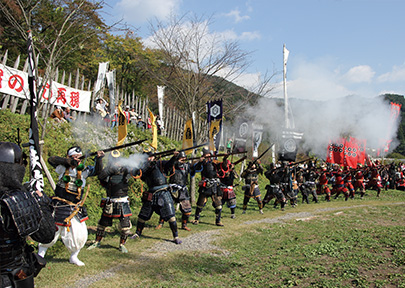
[278,129,303,162]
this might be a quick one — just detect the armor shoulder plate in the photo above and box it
[1,190,42,237]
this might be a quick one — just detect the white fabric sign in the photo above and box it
[0,63,91,112]
[94,62,109,94]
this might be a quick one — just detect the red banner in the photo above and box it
[327,137,367,168]
[326,138,345,165]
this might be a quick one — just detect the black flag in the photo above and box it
[27,31,44,193]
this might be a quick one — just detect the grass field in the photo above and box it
[34,189,405,288]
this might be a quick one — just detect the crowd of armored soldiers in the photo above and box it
[257,159,405,212]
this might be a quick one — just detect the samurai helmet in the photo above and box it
[0,142,24,165]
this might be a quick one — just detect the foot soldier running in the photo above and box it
[366,167,383,197]
[263,163,286,211]
[0,142,56,288]
[332,168,350,201]
[155,151,192,231]
[241,160,264,214]
[88,153,134,253]
[192,148,224,226]
[300,166,319,204]
[343,166,355,199]
[131,150,182,244]
[353,167,366,198]
[218,155,238,219]
[38,146,104,266]
[317,166,332,201]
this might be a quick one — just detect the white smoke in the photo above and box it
[241,95,401,159]
[113,153,148,171]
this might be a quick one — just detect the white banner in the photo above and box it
[94,62,109,94]
[252,123,263,158]
[157,85,165,126]
[0,63,91,112]
[106,70,116,115]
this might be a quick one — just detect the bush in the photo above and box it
[0,109,181,224]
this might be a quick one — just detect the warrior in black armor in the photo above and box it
[131,151,182,244]
[0,142,56,288]
[191,148,224,226]
[300,166,319,204]
[241,160,264,214]
[263,163,286,211]
[156,151,192,231]
[218,156,238,219]
[87,153,133,253]
[38,146,104,266]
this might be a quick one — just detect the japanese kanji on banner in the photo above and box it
[0,63,91,112]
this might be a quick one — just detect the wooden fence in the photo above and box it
[0,51,188,142]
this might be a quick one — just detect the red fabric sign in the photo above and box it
[326,137,366,168]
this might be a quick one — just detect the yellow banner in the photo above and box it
[209,119,221,152]
[148,108,157,150]
[182,118,194,155]
[117,101,127,146]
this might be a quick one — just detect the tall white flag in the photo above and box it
[94,62,109,94]
[283,46,289,66]
[157,85,165,127]
[106,70,116,115]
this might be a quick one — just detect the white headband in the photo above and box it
[67,147,82,157]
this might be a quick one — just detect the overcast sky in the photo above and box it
[101,0,405,101]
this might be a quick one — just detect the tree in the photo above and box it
[145,13,256,139]
[98,32,161,97]
[0,0,107,139]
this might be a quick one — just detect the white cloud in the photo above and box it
[115,0,180,24]
[224,9,250,23]
[231,71,263,88]
[281,59,353,100]
[342,65,375,83]
[239,31,261,41]
[377,64,405,83]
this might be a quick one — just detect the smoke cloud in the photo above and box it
[240,95,400,159]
